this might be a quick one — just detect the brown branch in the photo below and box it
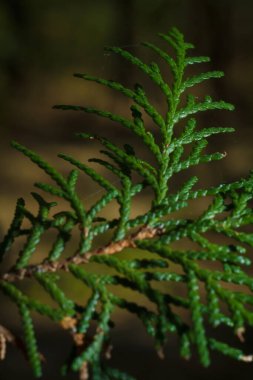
[0,226,164,283]
[0,324,20,360]
[79,362,89,380]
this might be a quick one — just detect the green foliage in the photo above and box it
[1,27,253,379]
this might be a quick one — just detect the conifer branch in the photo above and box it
[1,27,253,379]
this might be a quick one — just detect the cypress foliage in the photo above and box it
[1,27,253,379]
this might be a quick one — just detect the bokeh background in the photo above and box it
[0,0,253,379]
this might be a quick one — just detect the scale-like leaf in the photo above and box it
[1,27,253,380]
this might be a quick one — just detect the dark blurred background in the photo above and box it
[0,0,253,379]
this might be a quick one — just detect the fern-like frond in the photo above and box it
[1,27,253,380]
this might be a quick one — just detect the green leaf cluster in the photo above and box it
[1,27,253,379]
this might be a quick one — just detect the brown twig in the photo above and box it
[0,324,17,360]
[79,362,89,380]
[0,226,163,283]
